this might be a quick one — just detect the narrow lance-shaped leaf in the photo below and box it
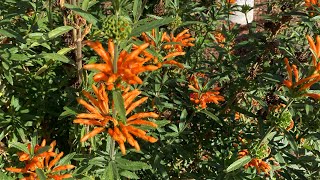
[225,155,252,173]
[9,142,29,154]
[130,17,174,36]
[64,3,98,26]
[112,90,127,123]
[47,26,73,40]
[35,169,47,180]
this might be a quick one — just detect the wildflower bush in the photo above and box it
[0,0,320,179]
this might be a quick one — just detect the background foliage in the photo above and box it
[1,0,320,179]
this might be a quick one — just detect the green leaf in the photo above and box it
[57,152,76,166]
[0,29,23,42]
[199,110,222,125]
[4,70,13,85]
[112,90,127,123]
[133,0,142,22]
[64,3,98,26]
[130,17,174,36]
[81,0,90,11]
[9,142,29,154]
[57,47,74,55]
[104,161,119,180]
[35,169,46,180]
[1,61,9,70]
[225,155,252,173]
[47,26,73,40]
[284,130,298,153]
[35,146,51,156]
[116,158,151,171]
[37,53,71,64]
[120,170,140,179]
[59,106,78,119]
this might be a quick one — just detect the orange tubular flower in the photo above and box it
[74,84,158,155]
[306,35,320,69]
[6,139,75,180]
[189,74,225,109]
[283,58,320,100]
[84,39,159,90]
[162,29,195,52]
[214,32,226,47]
[238,149,271,174]
[137,29,191,68]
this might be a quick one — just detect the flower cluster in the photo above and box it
[306,35,320,69]
[189,74,225,109]
[74,84,158,155]
[238,149,271,174]
[6,139,75,180]
[283,58,320,100]
[138,28,195,68]
[84,40,159,90]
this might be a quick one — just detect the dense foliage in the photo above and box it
[0,0,320,179]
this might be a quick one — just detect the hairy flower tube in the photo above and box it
[84,39,159,90]
[238,149,271,174]
[283,58,320,100]
[74,84,159,155]
[6,139,75,180]
[189,74,225,109]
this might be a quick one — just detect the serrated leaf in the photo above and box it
[112,90,127,123]
[36,169,46,180]
[225,156,251,173]
[47,26,73,39]
[10,142,29,154]
[64,4,97,26]
[120,170,140,179]
[130,17,174,36]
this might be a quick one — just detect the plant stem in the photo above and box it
[72,0,83,84]
[258,126,275,148]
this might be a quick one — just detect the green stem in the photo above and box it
[109,137,116,161]
[280,98,294,116]
[258,126,275,148]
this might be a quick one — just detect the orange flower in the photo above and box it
[84,39,159,90]
[137,29,190,68]
[189,74,225,109]
[214,32,226,47]
[162,29,195,52]
[283,58,320,100]
[306,35,320,69]
[6,139,75,180]
[238,149,271,174]
[74,84,158,155]
[305,0,320,8]
[227,0,236,4]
